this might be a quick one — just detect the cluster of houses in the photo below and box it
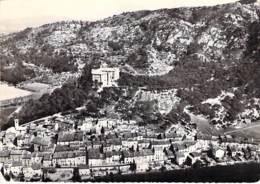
[0,110,260,181]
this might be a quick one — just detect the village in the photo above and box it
[0,105,259,181]
[0,64,260,182]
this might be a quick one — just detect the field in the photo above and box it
[0,84,32,101]
[189,113,222,136]
[224,120,260,143]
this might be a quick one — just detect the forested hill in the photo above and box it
[1,0,260,130]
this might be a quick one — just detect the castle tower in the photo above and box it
[14,119,19,130]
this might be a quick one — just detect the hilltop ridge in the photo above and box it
[0,0,259,131]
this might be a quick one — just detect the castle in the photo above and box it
[91,63,120,90]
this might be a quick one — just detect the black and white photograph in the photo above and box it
[0,0,260,182]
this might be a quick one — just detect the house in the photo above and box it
[103,143,112,152]
[80,121,94,132]
[107,139,122,151]
[0,150,10,163]
[138,140,150,149]
[151,140,171,149]
[91,63,120,89]
[104,151,113,165]
[187,152,201,164]
[215,148,225,160]
[31,137,50,151]
[3,131,16,145]
[92,141,103,149]
[79,166,91,180]
[84,141,93,150]
[24,164,42,180]
[54,121,74,131]
[122,139,138,149]
[43,154,53,168]
[57,132,75,145]
[135,149,155,164]
[57,131,84,146]
[88,149,104,167]
[122,150,135,164]
[136,161,149,172]
[14,119,27,133]
[55,145,71,152]
[17,135,25,147]
[153,147,167,161]
[10,161,23,177]
[53,149,86,167]
[111,151,121,164]
[164,149,176,160]
[176,152,187,165]
[73,150,87,166]
[22,152,32,166]
[52,152,69,167]
[10,150,23,162]
[31,152,44,164]
[23,165,43,181]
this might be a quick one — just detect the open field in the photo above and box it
[224,120,260,143]
[0,84,32,101]
[189,113,222,136]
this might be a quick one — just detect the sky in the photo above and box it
[0,0,241,33]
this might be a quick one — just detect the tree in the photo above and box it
[13,137,18,146]
[19,172,25,182]
[101,127,105,135]
[100,144,104,154]
[227,145,232,157]
[218,135,222,144]
[159,166,166,172]
[129,145,135,152]
[1,166,10,181]
[148,141,152,149]
[136,145,140,152]
[129,160,137,172]
[119,152,125,163]
[72,168,81,182]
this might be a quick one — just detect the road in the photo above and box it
[224,120,260,135]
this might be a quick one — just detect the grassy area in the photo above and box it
[189,113,221,136]
[46,169,73,182]
[0,106,17,126]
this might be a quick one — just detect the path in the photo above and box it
[224,120,260,135]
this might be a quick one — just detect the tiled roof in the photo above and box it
[22,153,32,159]
[31,163,41,170]
[55,145,74,152]
[0,150,10,157]
[10,149,23,155]
[53,152,68,159]
[88,149,102,159]
[31,137,49,146]
[57,131,84,142]
[43,154,52,161]
[58,132,74,142]
[151,140,170,145]
[11,161,23,167]
[123,149,154,158]
[107,138,122,145]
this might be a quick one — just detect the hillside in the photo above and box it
[0,0,259,131]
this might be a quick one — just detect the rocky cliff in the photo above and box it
[1,0,259,130]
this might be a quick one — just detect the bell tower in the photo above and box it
[14,119,19,130]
